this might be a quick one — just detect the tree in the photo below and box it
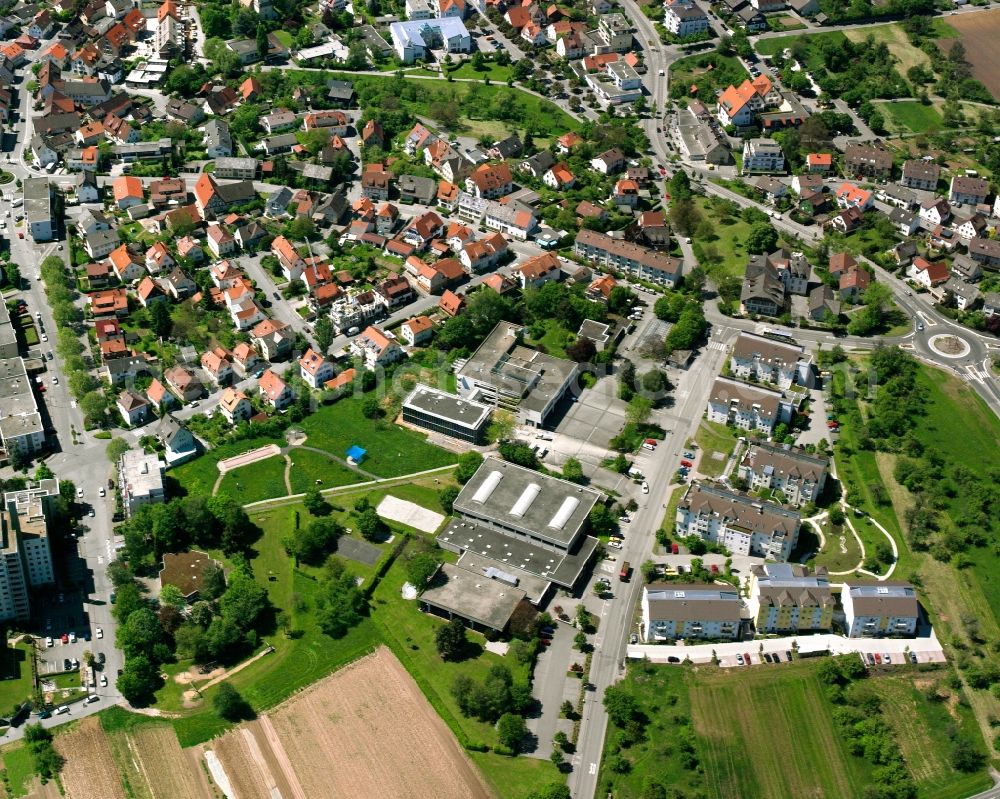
[435,618,469,661]
[588,504,617,537]
[357,508,387,541]
[214,682,253,721]
[486,410,516,443]
[256,23,268,61]
[106,437,130,463]
[315,560,367,638]
[116,608,163,660]
[439,485,459,513]
[496,713,528,754]
[640,369,669,400]
[361,395,383,419]
[208,495,259,555]
[150,301,172,339]
[526,784,571,799]
[406,551,441,588]
[669,197,701,236]
[668,170,693,200]
[219,570,269,631]
[603,685,640,727]
[314,317,334,354]
[566,336,596,363]
[117,655,161,706]
[456,451,484,483]
[626,396,653,427]
[303,487,331,517]
[200,563,227,601]
[562,457,585,484]
[951,737,986,772]
[746,222,778,254]
[286,517,343,565]
[159,583,186,608]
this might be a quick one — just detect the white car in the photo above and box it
[40,334,47,342]
[68,632,76,643]
[55,705,70,715]
[45,636,53,647]
[96,627,103,639]
[52,376,58,385]
[99,487,105,497]
[642,481,649,494]
[100,674,107,687]
[76,487,83,498]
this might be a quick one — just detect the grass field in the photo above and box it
[880,100,943,134]
[287,448,365,494]
[844,23,931,73]
[469,751,562,799]
[601,660,989,799]
[297,396,458,478]
[3,742,35,797]
[216,455,288,503]
[173,395,457,501]
[524,319,575,359]
[669,53,747,101]
[690,196,755,281]
[755,30,847,60]
[692,420,736,478]
[809,517,862,573]
[692,664,872,798]
[0,643,34,715]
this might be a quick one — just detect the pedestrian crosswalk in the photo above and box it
[706,340,727,352]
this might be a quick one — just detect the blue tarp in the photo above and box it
[346,445,367,463]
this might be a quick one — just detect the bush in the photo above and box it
[213,682,254,721]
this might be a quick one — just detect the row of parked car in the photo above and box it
[736,651,793,666]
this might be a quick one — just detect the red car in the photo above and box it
[644,438,658,447]
[17,232,23,239]
[744,652,752,665]
[874,653,882,664]
[680,460,693,468]
[827,421,840,429]
[60,633,68,644]
[658,166,666,175]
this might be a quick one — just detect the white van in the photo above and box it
[86,695,100,704]
[55,705,70,715]
[11,198,22,208]
[641,442,656,451]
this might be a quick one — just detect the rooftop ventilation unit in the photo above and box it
[510,483,541,518]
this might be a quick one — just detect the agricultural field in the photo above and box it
[941,9,1000,99]
[210,647,492,799]
[600,660,990,799]
[53,717,126,799]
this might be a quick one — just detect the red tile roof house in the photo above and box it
[136,276,168,307]
[439,289,464,317]
[906,256,950,289]
[827,252,858,276]
[164,365,203,402]
[145,241,174,274]
[401,315,434,346]
[112,175,144,210]
[515,252,561,289]
[117,390,150,426]
[89,288,129,318]
[839,266,871,301]
[231,342,260,377]
[145,378,177,411]
[200,347,234,386]
[218,387,252,424]
[349,325,405,369]
[465,163,513,200]
[259,369,293,409]
[299,347,334,388]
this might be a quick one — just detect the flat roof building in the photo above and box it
[419,562,528,633]
[119,450,165,517]
[642,583,742,641]
[438,456,602,589]
[0,479,58,622]
[0,358,45,461]
[401,383,492,443]
[24,177,56,242]
[159,550,221,601]
[455,321,580,427]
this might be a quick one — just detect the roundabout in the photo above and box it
[928,333,972,359]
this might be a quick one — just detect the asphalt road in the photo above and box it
[568,336,731,798]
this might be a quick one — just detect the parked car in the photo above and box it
[96,627,103,639]
[680,460,693,469]
[736,654,744,665]
[68,632,76,644]
[100,675,107,687]
[86,694,99,704]
[629,634,638,644]
[909,651,918,664]
[55,705,69,715]
[874,653,882,664]
[641,481,649,494]
[60,633,68,644]
[683,451,695,459]
[45,636,52,647]
[744,652,752,665]
[884,654,892,664]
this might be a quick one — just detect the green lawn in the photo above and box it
[272,29,293,47]
[669,52,748,101]
[171,435,282,498]
[690,196,755,281]
[755,30,848,61]
[298,396,458,478]
[445,62,514,82]
[287,448,365,495]
[0,643,34,715]
[881,101,943,134]
[3,742,35,798]
[601,659,988,799]
[469,751,562,799]
[216,455,289,503]
[524,319,575,359]
[809,518,863,573]
[691,420,737,478]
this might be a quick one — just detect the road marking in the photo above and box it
[589,763,597,775]
[97,556,103,564]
